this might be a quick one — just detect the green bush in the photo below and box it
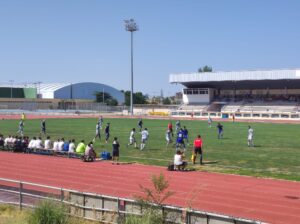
[123,209,164,224]
[28,200,68,224]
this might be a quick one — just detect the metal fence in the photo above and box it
[0,100,127,113]
[0,178,264,224]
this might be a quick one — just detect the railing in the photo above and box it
[0,177,265,224]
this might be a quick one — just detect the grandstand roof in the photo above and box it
[170,69,300,89]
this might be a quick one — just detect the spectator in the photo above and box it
[4,135,10,148]
[35,137,44,149]
[28,137,37,151]
[68,139,76,156]
[63,140,70,152]
[58,138,64,151]
[174,150,187,170]
[53,139,59,151]
[0,134,4,147]
[76,140,85,154]
[44,136,52,150]
[84,142,96,161]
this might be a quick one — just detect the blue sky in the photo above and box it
[0,0,300,96]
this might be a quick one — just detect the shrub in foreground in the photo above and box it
[28,200,68,224]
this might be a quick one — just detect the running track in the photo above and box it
[0,152,300,223]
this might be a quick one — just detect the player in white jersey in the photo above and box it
[127,128,137,148]
[165,129,172,148]
[248,126,254,147]
[140,128,149,150]
[93,123,101,142]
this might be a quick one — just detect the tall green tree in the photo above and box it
[162,97,171,105]
[94,92,118,106]
[198,65,213,73]
[122,91,148,106]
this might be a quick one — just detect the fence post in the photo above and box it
[83,194,86,218]
[19,182,23,210]
[60,188,64,202]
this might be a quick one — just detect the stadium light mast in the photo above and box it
[124,19,138,116]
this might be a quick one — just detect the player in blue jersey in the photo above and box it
[182,126,189,145]
[176,128,186,152]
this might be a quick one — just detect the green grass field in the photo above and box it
[1,117,300,181]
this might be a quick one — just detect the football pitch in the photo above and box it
[1,117,300,181]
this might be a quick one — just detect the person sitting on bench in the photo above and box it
[174,150,187,171]
[82,142,96,162]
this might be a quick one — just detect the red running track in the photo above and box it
[0,152,299,224]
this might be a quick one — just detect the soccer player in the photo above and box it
[217,123,223,139]
[193,135,203,165]
[208,116,212,128]
[232,114,235,123]
[105,123,110,143]
[175,120,181,133]
[17,120,24,137]
[166,129,172,147]
[127,128,137,148]
[183,126,189,145]
[40,119,46,136]
[138,118,143,131]
[21,113,26,122]
[168,121,173,137]
[93,122,101,142]
[248,126,254,147]
[140,128,149,150]
[98,116,104,129]
[176,128,186,152]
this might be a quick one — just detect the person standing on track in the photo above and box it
[112,137,120,164]
[193,135,203,165]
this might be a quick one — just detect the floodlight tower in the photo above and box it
[124,19,138,116]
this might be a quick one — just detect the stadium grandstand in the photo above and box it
[169,69,300,119]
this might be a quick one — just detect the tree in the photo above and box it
[94,92,118,106]
[162,97,171,105]
[122,90,148,106]
[198,65,213,73]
